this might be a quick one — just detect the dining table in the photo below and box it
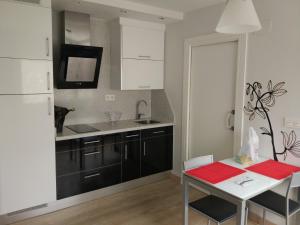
[182,157,297,225]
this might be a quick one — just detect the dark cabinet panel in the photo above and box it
[56,150,81,176]
[122,141,141,182]
[141,127,173,177]
[102,134,122,166]
[121,131,141,182]
[57,164,121,200]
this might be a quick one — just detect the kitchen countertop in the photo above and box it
[56,119,175,141]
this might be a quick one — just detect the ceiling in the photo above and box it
[52,0,224,24]
[123,0,224,13]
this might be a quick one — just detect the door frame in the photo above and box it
[182,33,248,162]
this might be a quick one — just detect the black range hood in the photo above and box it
[56,11,103,89]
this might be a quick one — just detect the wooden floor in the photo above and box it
[13,178,258,225]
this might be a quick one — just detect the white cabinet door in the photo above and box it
[122,26,164,61]
[0,59,53,94]
[0,1,52,60]
[122,59,164,90]
[0,94,56,214]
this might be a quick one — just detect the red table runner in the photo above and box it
[246,160,300,180]
[186,162,246,184]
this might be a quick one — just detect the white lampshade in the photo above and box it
[216,0,262,34]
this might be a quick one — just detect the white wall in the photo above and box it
[166,0,300,223]
[52,12,151,125]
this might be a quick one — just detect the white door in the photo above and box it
[0,1,52,60]
[122,26,164,61]
[0,94,56,214]
[0,58,53,94]
[188,41,238,161]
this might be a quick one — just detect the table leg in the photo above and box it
[183,175,189,225]
[236,200,246,225]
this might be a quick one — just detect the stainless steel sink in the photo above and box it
[135,120,160,125]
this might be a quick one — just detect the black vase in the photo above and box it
[55,106,74,133]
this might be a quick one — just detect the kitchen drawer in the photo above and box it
[57,164,121,200]
[80,136,103,147]
[141,126,173,139]
[122,130,141,142]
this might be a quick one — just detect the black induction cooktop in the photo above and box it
[66,124,99,134]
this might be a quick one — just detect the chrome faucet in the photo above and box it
[136,100,148,120]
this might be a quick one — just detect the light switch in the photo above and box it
[284,118,300,129]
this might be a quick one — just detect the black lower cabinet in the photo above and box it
[56,126,173,200]
[121,131,141,182]
[57,165,121,200]
[141,127,173,177]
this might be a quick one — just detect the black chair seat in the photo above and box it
[250,191,300,216]
[189,195,237,223]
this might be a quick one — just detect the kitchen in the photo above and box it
[1,1,300,225]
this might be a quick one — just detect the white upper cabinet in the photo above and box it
[122,25,165,61]
[122,59,164,90]
[0,0,52,60]
[0,58,53,94]
[110,17,165,90]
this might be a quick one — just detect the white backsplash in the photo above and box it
[52,12,151,125]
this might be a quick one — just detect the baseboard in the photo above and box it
[169,171,181,183]
[0,172,170,225]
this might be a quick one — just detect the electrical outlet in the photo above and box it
[105,94,115,102]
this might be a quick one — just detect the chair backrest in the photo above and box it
[183,155,213,171]
[290,172,300,188]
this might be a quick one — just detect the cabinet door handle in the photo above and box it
[47,97,52,116]
[153,131,165,134]
[138,55,151,58]
[125,144,128,160]
[46,37,50,57]
[84,173,100,179]
[125,134,139,138]
[84,151,101,156]
[84,140,101,145]
[47,72,51,91]
[143,141,146,156]
[138,85,151,89]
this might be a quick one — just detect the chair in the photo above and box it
[248,172,300,225]
[184,155,238,225]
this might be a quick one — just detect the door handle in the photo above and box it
[83,140,101,145]
[143,141,146,156]
[226,110,235,131]
[47,72,51,91]
[125,144,128,160]
[47,97,52,116]
[138,85,151,89]
[84,151,101,156]
[84,173,100,179]
[153,131,165,134]
[46,37,50,57]
[125,134,139,138]
[138,55,151,59]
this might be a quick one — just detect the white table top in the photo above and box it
[185,158,287,200]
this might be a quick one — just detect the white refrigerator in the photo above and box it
[0,58,56,215]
